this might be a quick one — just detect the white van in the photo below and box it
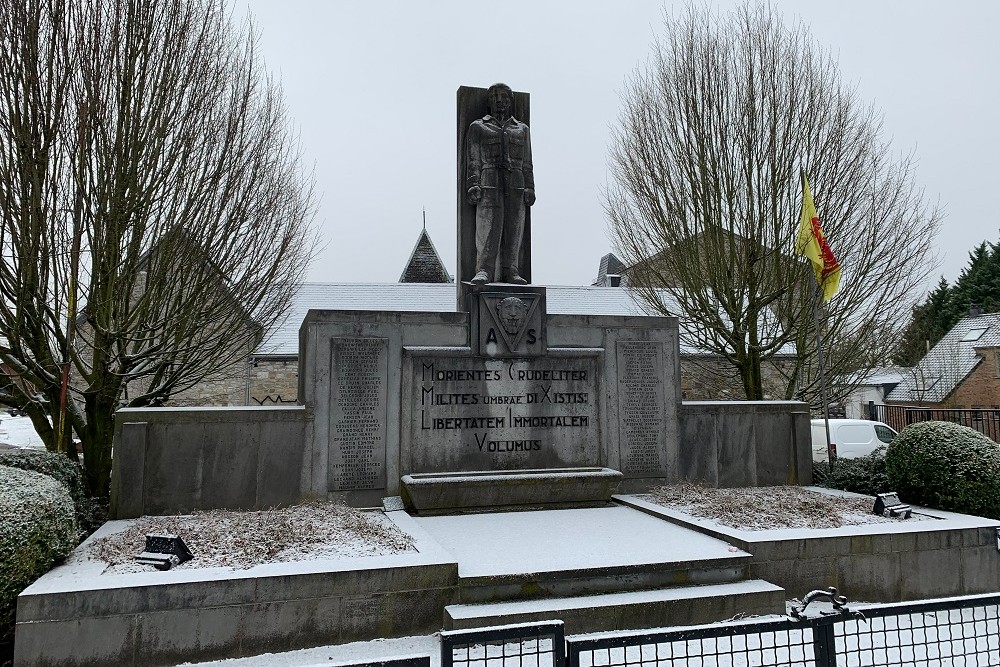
[811,419,897,462]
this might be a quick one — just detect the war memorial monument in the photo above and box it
[14,85,1000,667]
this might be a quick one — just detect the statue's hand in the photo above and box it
[524,188,536,206]
[467,186,482,205]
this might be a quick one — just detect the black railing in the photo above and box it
[867,403,1000,443]
[564,591,1000,667]
[433,591,1000,667]
[442,621,566,667]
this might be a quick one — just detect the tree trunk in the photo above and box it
[738,349,765,400]
[82,393,118,498]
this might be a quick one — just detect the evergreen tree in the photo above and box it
[894,238,1000,365]
[894,277,952,365]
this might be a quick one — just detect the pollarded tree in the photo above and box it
[0,0,317,496]
[606,3,939,402]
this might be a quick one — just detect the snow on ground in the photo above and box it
[413,504,744,578]
[179,635,442,667]
[0,414,45,449]
[89,502,416,574]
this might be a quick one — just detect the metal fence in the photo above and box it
[434,591,1000,667]
[442,621,566,667]
[565,591,1000,667]
[867,403,1000,443]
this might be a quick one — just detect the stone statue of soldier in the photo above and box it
[465,83,535,285]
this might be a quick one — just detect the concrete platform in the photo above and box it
[413,504,748,577]
[414,506,772,620]
[14,511,459,667]
[616,490,1000,602]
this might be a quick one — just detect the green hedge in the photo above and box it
[886,421,1000,519]
[813,447,890,497]
[0,465,77,632]
[0,450,105,537]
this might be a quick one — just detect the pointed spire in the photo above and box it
[399,212,452,283]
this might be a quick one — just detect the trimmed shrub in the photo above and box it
[0,465,77,632]
[0,449,105,537]
[813,447,890,497]
[0,449,85,506]
[886,421,1000,519]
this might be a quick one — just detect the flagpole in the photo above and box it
[800,169,835,464]
[812,282,835,464]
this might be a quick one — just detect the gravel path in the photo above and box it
[90,502,415,573]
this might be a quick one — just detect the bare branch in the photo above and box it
[606,3,940,403]
[0,0,317,495]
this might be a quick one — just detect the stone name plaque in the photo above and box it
[616,340,668,476]
[408,354,600,472]
[329,337,388,491]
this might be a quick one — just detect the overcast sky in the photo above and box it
[240,0,999,293]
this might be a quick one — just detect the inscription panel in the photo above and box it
[329,337,388,491]
[616,340,668,476]
[408,354,600,472]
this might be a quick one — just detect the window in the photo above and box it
[915,376,939,391]
[962,327,988,342]
[874,425,896,444]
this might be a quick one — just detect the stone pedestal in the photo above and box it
[299,302,682,508]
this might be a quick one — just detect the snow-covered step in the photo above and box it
[457,552,751,603]
[445,580,786,634]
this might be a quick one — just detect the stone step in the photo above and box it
[445,580,786,634]
[457,552,752,603]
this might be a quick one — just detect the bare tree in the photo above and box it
[606,3,940,403]
[0,0,317,495]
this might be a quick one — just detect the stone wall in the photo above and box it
[165,358,250,407]
[679,400,812,487]
[110,406,309,519]
[248,357,299,405]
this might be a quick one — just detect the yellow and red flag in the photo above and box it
[796,174,841,302]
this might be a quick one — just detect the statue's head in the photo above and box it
[487,83,513,120]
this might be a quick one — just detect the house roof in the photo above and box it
[885,312,1000,403]
[837,366,907,387]
[255,283,660,356]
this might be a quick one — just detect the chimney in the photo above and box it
[969,303,984,317]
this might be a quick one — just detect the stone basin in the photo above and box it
[400,466,623,514]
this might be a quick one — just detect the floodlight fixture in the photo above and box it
[135,534,193,570]
[873,492,911,519]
